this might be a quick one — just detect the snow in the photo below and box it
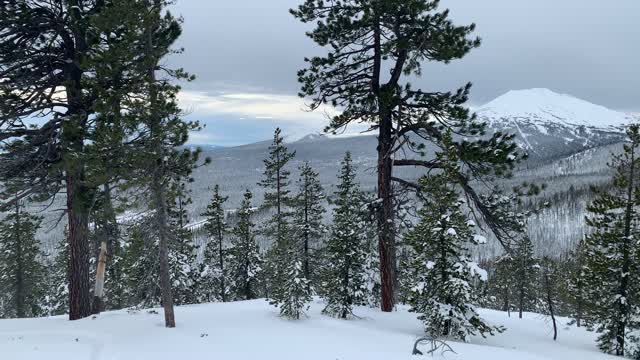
[473,234,487,244]
[477,88,632,129]
[0,299,617,360]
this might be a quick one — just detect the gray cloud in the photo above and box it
[170,0,640,144]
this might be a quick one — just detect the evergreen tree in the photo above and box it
[121,218,160,308]
[121,0,204,327]
[403,138,498,340]
[102,237,127,311]
[292,162,326,283]
[45,237,70,316]
[229,190,263,301]
[513,236,538,319]
[273,259,313,320]
[362,214,382,308]
[581,125,640,356]
[258,128,297,295]
[489,254,516,315]
[120,187,201,308]
[0,201,46,318]
[292,0,522,312]
[259,127,296,247]
[166,181,201,306]
[320,152,368,319]
[538,256,559,341]
[201,185,231,302]
[567,237,590,327]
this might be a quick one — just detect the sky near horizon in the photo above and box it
[169,0,640,146]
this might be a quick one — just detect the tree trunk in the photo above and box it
[303,186,310,280]
[66,173,92,320]
[14,200,24,318]
[153,175,176,328]
[616,139,636,356]
[377,111,395,312]
[576,298,582,327]
[92,241,108,314]
[245,257,252,300]
[218,224,225,302]
[146,0,175,328]
[92,183,117,314]
[518,287,524,319]
[544,271,557,341]
[502,286,509,313]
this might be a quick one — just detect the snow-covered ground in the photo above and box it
[0,298,616,360]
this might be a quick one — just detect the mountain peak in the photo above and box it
[294,133,328,143]
[477,88,631,129]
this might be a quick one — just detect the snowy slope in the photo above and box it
[0,299,616,360]
[478,88,632,129]
[476,88,631,159]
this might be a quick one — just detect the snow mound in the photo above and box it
[0,299,614,360]
[477,88,632,130]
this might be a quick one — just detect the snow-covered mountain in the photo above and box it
[476,88,633,160]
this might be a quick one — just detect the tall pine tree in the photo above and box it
[292,0,522,312]
[119,0,204,327]
[320,152,368,319]
[259,127,296,250]
[258,128,309,315]
[292,162,326,283]
[581,125,640,356]
[201,185,231,302]
[513,236,538,319]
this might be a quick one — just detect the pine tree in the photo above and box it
[274,259,313,320]
[292,0,522,312]
[166,181,201,306]
[489,254,516,315]
[259,127,296,245]
[538,256,559,341]
[258,128,297,295]
[121,218,160,308]
[119,186,200,309]
[201,185,231,302]
[403,139,498,340]
[320,152,368,319]
[102,237,127,311]
[44,236,70,316]
[581,125,640,356]
[567,236,590,327]
[362,214,382,308]
[292,162,326,283]
[119,0,205,327]
[229,190,263,301]
[513,236,538,319]
[0,201,46,318]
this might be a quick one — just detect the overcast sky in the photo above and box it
[169,0,640,146]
